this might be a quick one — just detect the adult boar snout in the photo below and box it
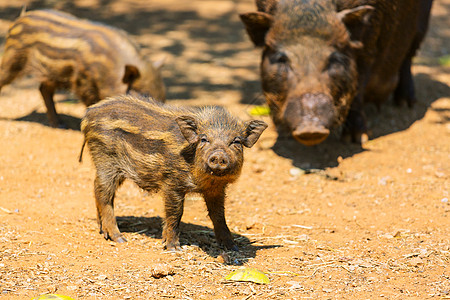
[292,125,330,146]
[284,93,335,145]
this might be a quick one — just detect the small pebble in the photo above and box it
[408,257,423,267]
[378,176,393,186]
[150,263,175,278]
[96,274,107,280]
[216,252,230,264]
[289,167,305,177]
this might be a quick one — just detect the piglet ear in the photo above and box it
[239,12,274,47]
[242,120,268,148]
[176,116,199,144]
[122,65,141,84]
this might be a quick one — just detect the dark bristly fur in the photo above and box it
[0,9,166,128]
[240,0,433,145]
[81,95,267,251]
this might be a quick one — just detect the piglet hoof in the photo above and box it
[101,230,127,243]
[221,239,239,252]
[109,234,127,243]
[116,236,127,243]
[50,121,67,129]
[164,238,182,252]
[164,243,182,252]
[57,122,68,129]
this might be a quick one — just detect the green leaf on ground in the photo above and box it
[438,55,450,67]
[225,267,270,284]
[249,106,271,116]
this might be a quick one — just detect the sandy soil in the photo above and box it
[0,0,449,299]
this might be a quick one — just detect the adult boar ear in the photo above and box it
[337,5,373,26]
[122,65,141,84]
[242,120,268,148]
[337,5,374,48]
[176,116,199,144]
[240,12,274,47]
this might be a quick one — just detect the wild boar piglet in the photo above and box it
[0,9,165,127]
[81,95,267,251]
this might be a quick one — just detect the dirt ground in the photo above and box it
[0,0,449,299]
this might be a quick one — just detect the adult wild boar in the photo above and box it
[240,0,433,145]
[0,9,166,128]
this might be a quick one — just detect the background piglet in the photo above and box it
[0,9,166,128]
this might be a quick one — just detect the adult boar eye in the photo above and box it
[270,51,289,64]
[326,52,348,73]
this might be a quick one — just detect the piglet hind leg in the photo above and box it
[39,82,65,128]
[203,189,238,251]
[0,49,27,93]
[162,189,185,251]
[94,175,127,243]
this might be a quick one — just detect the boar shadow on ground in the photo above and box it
[272,135,364,170]
[117,215,281,264]
[368,72,450,139]
[9,109,81,131]
[272,73,449,170]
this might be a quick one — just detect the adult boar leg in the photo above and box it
[393,57,416,107]
[343,95,368,144]
[203,189,238,251]
[393,0,433,108]
[94,175,126,243]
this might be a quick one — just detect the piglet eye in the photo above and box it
[231,138,242,145]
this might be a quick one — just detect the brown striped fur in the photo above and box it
[81,95,267,251]
[0,9,165,127]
